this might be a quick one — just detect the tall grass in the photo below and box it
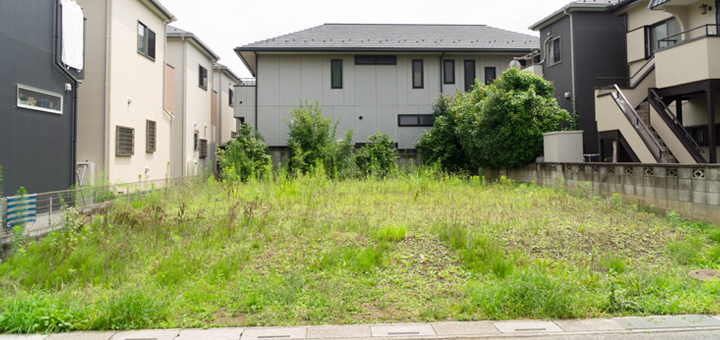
[1,169,719,332]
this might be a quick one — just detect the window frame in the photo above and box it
[199,139,208,159]
[16,84,63,115]
[354,55,397,65]
[485,67,497,85]
[199,65,208,90]
[228,87,234,107]
[331,59,343,89]
[398,114,434,127]
[546,36,561,66]
[443,60,455,84]
[412,59,424,89]
[464,60,476,92]
[137,21,156,61]
[645,17,681,58]
[116,126,135,156]
[146,120,156,153]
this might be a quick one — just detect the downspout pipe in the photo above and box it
[104,0,109,183]
[565,8,577,112]
[182,34,187,176]
[254,51,258,131]
[439,52,446,94]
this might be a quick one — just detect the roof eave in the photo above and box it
[529,4,615,31]
[608,0,644,13]
[213,64,240,82]
[142,0,176,22]
[168,33,220,61]
[234,49,256,77]
[233,47,537,54]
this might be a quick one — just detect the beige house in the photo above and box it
[75,0,176,185]
[213,64,241,146]
[595,0,719,164]
[166,26,220,176]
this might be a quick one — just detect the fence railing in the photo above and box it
[1,175,204,237]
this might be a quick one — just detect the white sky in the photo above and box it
[161,0,576,78]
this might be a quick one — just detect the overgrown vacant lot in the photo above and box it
[2,170,720,333]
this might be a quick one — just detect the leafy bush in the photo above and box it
[456,68,571,169]
[415,95,466,172]
[217,123,271,182]
[355,132,398,178]
[285,100,356,178]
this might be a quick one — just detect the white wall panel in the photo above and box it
[258,106,280,146]
[354,65,377,105]
[279,55,302,106]
[376,66,398,105]
[334,105,355,139]
[354,106,377,143]
[301,55,323,103]
[259,55,279,106]
[376,106,398,142]
[323,55,345,106]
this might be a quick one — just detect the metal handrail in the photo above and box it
[612,84,665,162]
[238,78,256,86]
[658,24,720,46]
[597,56,655,87]
[649,89,704,153]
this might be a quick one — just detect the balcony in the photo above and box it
[655,25,720,89]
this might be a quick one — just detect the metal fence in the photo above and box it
[1,175,204,239]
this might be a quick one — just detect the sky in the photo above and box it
[161,0,578,78]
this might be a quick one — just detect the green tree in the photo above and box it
[216,123,271,182]
[355,132,398,178]
[415,95,466,172]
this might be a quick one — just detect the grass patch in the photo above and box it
[1,171,720,331]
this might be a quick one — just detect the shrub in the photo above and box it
[415,95,466,172]
[454,68,571,169]
[285,100,355,178]
[217,123,271,182]
[355,132,398,178]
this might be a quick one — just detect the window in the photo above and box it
[199,65,208,90]
[237,117,245,131]
[331,59,343,89]
[116,126,134,156]
[398,114,434,126]
[199,139,208,158]
[485,67,496,85]
[646,17,680,57]
[547,37,561,66]
[194,130,199,151]
[146,120,156,153]
[443,60,455,84]
[355,55,397,65]
[137,22,156,60]
[464,60,476,92]
[229,88,234,107]
[412,60,423,89]
[16,85,63,115]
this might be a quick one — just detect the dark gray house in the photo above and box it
[530,0,627,160]
[0,0,84,196]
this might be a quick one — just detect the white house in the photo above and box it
[234,24,539,152]
[213,64,241,146]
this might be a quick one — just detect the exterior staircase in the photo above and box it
[636,101,678,163]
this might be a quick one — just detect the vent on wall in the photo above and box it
[116,126,134,156]
[146,120,157,153]
[199,139,208,158]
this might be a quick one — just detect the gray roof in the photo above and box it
[648,0,672,9]
[167,26,220,61]
[235,24,539,76]
[529,0,622,31]
[236,24,538,52]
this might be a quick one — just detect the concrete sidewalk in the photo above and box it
[2,315,720,340]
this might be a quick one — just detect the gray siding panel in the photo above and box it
[0,0,75,196]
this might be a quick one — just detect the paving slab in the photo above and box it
[0,335,48,340]
[369,324,435,337]
[176,328,244,340]
[431,321,499,335]
[554,319,625,332]
[306,325,371,339]
[241,327,307,340]
[615,315,720,330]
[109,329,180,340]
[493,321,564,334]
[46,332,115,340]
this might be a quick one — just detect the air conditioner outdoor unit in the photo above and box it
[76,162,96,186]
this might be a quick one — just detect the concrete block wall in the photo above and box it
[494,163,720,224]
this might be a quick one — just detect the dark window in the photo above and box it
[146,120,156,153]
[645,17,681,57]
[331,59,343,89]
[412,60,423,89]
[547,37,561,65]
[485,67,496,85]
[443,60,455,84]
[194,131,199,150]
[199,65,208,90]
[137,22,155,60]
[116,126,134,156]
[229,88,234,107]
[398,114,434,126]
[464,60,476,92]
[355,55,397,65]
[199,139,208,158]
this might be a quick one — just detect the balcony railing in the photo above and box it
[238,78,256,86]
[658,24,719,48]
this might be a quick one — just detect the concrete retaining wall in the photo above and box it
[487,163,720,224]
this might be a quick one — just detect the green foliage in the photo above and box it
[438,224,517,278]
[456,68,572,169]
[415,95,466,172]
[0,163,3,196]
[0,291,79,333]
[355,132,398,178]
[376,223,407,242]
[217,123,272,182]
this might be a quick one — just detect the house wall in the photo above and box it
[166,39,184,177]
[234,85,256,128]
[540,16,574,116]
[255,52,522,149]
[439,54,514,94]
[105,0,171,184]
[76,0,108,180]
[0,0,75,196]
[213,70,238,145]
[624,1,674,75]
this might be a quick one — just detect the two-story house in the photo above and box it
[233,24,539,160]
